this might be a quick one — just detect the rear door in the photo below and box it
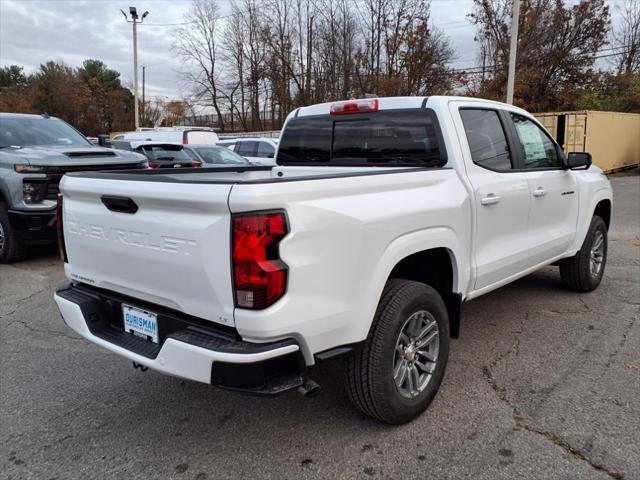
[452,103,533,290]
[60,175,235,327]
[507,113,579,263]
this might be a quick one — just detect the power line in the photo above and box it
[448,44,632,73]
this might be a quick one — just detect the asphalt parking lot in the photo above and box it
[1,173,638,480]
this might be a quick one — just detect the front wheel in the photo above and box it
[0,208,25,264]
[559,216,608,292]
[345,280,449,424]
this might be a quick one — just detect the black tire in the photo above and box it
[559,216,608,292]
[0,207,26,264]
[345,279,450,424]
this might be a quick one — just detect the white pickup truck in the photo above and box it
[54,96,612,424]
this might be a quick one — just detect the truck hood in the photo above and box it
[4,145,146,166]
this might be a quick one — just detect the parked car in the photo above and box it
[129,143,202,169]
[54,96,611,424]
[183,144,251,166]
[112,127,219,145]
[218,137,279,165]
[0,113,147,263]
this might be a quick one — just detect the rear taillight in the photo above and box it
[148,161,160,169]
[191,161,202,168]
[330,98,378,115]
[232,211,288,309]
[56,194,67,262]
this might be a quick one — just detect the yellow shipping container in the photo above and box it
[534,111,640,172]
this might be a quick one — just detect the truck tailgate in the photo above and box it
[60,175,235,327]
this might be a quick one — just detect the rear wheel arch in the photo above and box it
[387,247,461,338]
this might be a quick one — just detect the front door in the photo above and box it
[507,113,580,264]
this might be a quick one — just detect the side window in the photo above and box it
[510,113,559,169]
[257,141,275,158]
[236,141,258,156]
[460,109,512,171]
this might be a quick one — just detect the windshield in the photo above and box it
[0,116,91,148]
[193,146,249,164]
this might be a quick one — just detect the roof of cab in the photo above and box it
[293,95,530,118]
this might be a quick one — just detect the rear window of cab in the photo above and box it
[277,109,446,167]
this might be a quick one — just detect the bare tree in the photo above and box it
[262,0,295,123]
[222,7,248,131]
[313,0,357,101]
[178,0,454,131]
[173,0,226,130]
[140,97,166,127]
[353,0,455,96]
[612,0,640,74]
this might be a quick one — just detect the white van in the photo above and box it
[112,127,219,145]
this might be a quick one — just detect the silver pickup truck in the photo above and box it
[0,113,147,262]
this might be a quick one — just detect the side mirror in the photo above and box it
[566,152,592,170]
[97,134,109,147]
[267,152,275,158]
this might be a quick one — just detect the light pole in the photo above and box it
[121,7,149,130]
[142,65,146,126]
[506,0,520,104]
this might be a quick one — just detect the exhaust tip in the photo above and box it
[297,378,320,397]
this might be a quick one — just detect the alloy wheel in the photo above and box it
[393,310,440,399]
[590,230,605,277]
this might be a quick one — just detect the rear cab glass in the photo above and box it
[277,109,446,167]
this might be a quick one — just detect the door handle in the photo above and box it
[481,194,501,206]
[533,187,547,198]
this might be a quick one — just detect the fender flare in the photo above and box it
[570,189,612,253]
[358,226,466,341]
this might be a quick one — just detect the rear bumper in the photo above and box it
[8,208,57,244]
[54,283,305,394]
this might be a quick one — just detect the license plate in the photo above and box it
[122,305,159,343]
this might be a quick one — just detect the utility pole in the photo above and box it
[142,65,146,127]
[121,7,149,130]
[506,0,520,104]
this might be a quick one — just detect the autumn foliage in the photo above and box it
[0,60,134,136]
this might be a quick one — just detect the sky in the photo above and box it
[0,0,625,102]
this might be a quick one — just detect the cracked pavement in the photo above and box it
[1,174,638,480]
